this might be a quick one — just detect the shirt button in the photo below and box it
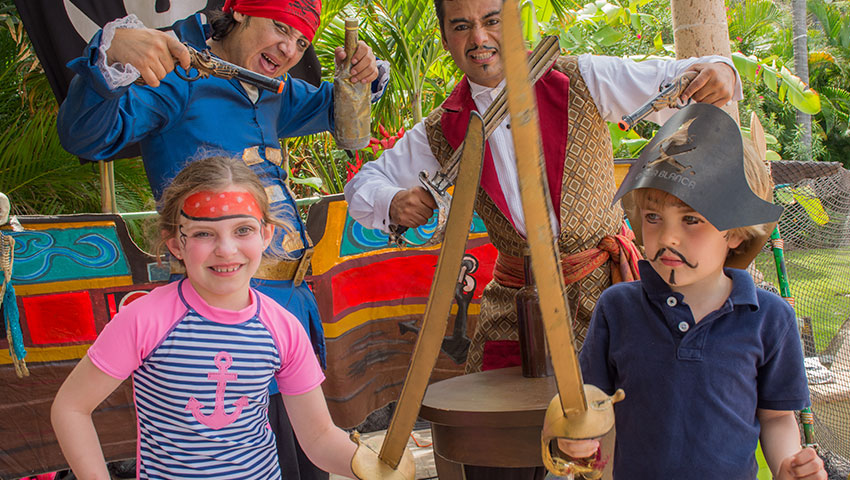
[666,296,677,307]
[678,321,690,332]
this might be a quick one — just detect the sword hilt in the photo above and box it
[541,386,625,479]
[387,171,452,248]
[350,431,415,479]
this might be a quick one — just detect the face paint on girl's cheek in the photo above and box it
[178,225,188,249]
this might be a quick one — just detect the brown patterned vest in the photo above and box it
[424,56,623,258]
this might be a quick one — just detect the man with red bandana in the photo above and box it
[56,1,386,478]
[345,0,743,380]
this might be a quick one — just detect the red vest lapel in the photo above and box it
[441,68,570,231]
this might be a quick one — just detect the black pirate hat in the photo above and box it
[614,103,782,231]
[614,103,782,268]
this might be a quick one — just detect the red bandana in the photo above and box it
[223,0,322,42]
[181,191,263,222]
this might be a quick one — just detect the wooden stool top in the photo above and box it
[420,367,557,428]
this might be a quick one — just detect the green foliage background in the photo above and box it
[0,0,154,243]
[0,0,847,208]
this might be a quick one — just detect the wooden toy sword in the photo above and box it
[500,1,625,478]
[348,111,486,479]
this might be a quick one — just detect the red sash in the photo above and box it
[440,67,570,230]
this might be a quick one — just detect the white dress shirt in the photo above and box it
[343,53,743,236]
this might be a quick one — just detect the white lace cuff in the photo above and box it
[97,14,145,90]
[372,59,391,103]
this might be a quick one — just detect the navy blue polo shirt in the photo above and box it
[580,260,810,479]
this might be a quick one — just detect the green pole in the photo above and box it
[769,226,816,447]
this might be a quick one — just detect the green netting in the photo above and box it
[753,160,850,478]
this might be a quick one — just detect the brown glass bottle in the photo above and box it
[515,254,554,378]
[333,19,371,150]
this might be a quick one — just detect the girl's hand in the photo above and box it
[556,438,600,459]
[777,447,826,480]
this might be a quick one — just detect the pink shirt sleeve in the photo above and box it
[256,293,326,395]
[87,283,185,380]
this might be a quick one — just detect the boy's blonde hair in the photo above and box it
[634,136,774,258]
[154,155,288,260]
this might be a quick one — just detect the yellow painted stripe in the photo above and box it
[324,303,481,339]
[0,344,90,365]
[311,201,348,274]
[10,220,117,231]
[15,275,134,296]
[2,303,483,362]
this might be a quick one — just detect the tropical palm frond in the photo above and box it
[0,8,152,219]
[808,0,850,50]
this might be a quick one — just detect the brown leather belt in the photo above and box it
[170,247,314,287]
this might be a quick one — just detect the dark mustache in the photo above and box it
[651,247,698,269]
[466,45,497,55]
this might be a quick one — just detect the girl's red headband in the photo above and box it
[181,190,264,222]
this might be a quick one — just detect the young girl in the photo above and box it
[51,156,379,479]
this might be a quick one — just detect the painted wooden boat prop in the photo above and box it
[0,194,497,478]
[0,213,167,478]
[304,194,495,428]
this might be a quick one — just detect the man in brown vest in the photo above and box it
[345,0,742,373]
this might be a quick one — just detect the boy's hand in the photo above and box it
[777,447,826,480]
[555,438,600,459]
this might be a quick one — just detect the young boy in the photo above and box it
[558,103,825,480]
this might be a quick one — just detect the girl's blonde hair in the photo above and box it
[154,155,286,259]
[634,136,774,258]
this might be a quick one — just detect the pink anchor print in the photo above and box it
[185,351,249,430]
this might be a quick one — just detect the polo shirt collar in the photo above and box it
[637,259,760,311]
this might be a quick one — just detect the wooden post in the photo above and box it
[99,161,118,213]
[670,0,739,122]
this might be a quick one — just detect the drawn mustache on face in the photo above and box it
[466,45,497,55]
[651,247,698,269]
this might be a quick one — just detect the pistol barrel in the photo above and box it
[618,72,695,131]
[231,66,284,94]
[185,44,284,94]
[618,102,655,131]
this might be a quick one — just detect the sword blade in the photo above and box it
[500,0,587,415]
[378,112,486,468]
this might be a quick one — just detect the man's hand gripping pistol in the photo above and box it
[136,43,284,94]
[617,70,698,131]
